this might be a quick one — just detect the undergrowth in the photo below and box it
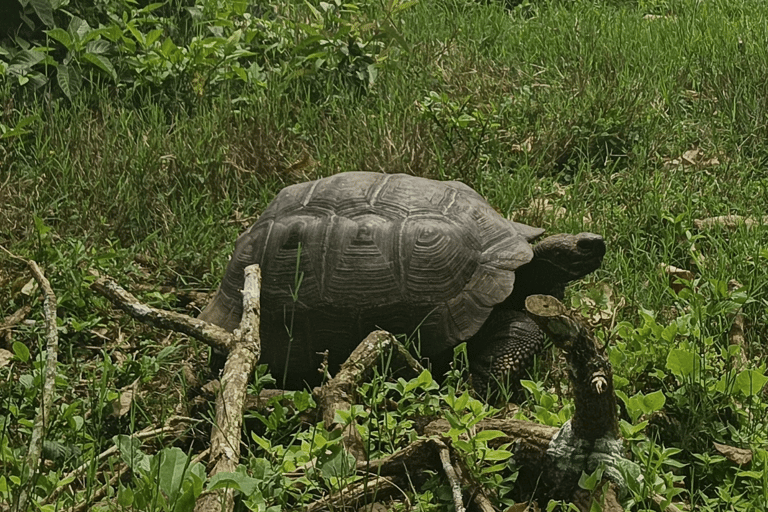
[2,0,768,510]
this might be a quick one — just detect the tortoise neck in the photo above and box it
[504,259,566,310]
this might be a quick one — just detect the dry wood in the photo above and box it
[525,294,618,441]
[194,265,262,512]
[0,303,33,333]
[316,330,424,461]
[67,464,127,512]
[130,283,211,304]
[91,275,235,354]
[306,437,493,512]
[693,215,768,231]
[436,438,466,512]
[423,418,558,449]
[0,247,61,512]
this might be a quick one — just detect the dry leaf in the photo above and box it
[511,136,533,153]
[21,278,38,296]
[505,502,539,512]
[682,148,699,165]
[714,442,753,466]
[661,264,695,293]
[518,198,567,224]
[0,349,13,368]
[112,379,140,417]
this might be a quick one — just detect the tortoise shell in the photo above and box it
[200,172,545,385]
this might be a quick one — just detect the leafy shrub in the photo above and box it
[0,0,414,103]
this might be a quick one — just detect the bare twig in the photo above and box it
[0,303,33,333]
[67,464,127,512]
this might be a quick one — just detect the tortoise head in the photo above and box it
[531,232,606,283]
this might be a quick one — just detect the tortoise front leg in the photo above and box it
[467,308,546,401]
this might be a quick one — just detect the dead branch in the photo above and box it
[0,249,61,512]
[525,294,618,441]
[306,437,493,512]
[0,303,33,337]
[194,265,262,512]
[693,215,768,231]
[436,438,466,512]
[316,330,424,461]
[129,283,211,304]
[66,464,127,512]
[91,275,235,354]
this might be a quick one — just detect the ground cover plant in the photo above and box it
[1,0,768,509]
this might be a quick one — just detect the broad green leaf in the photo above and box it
[13,341,30,362]
[68,17,91,41]
[125,23,145,46]
[734,369,768,397]
[57,63,82,100]
[82,53,117,81]
[46,28,72,49]
[160,37,178,58]
[155,447,202,506]
[483,448,512,461]
[9,49,45,69]
[251,433,271,452]
[453,391,469,411]
[29,0,55,27]
[642,390,666,413]
[661,323,677,342]
[145,29,163,47]
[117,485,134,507]
[666,348,695,378]
[474,430,505,443]
[114,435,150,473]
[317,444,356,480]
[208,471,260,495]
[85,40,111,55]
[102,24,123,42]
[138,2,164,13]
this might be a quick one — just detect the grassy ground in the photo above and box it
[2,0,768,509]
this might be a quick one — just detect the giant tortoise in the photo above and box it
[200,172,605,394]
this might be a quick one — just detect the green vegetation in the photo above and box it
[2,0,768,509]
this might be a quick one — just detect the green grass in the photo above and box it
[2,0,768,509]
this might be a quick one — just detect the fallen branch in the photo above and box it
[194,265,262,512]
[693,215,768,231]
[0,303,33,334]
[316,330,425,461]
[305,437,493,512]
[0,248,61,512]
[91,276,235,354]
